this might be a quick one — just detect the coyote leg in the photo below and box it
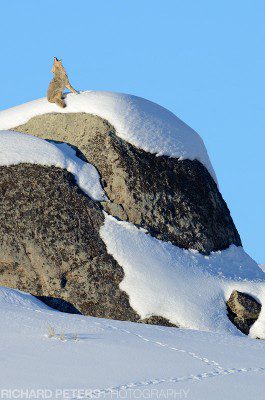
[54,96,66,108]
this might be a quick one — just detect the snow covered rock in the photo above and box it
[0,91,217,182]
[12,111,241,254]
[0,92,251,330]
[227,290,261,334]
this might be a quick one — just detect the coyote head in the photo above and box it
[51,57,64,74]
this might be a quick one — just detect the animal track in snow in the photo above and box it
[103,323,224,371]
[76,366,265,399]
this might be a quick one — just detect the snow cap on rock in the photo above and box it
[0,91,217,184]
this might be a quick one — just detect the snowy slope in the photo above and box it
[0,286,265,400]
[0,131,106,201]
[0,91,218,183]
[100,214,265,338]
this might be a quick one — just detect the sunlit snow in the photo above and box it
[100,213,265,338]
[0,91,218,183]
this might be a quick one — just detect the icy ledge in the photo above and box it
[0,131,106,201]
[0,91,217,184]
[100,213,265,338]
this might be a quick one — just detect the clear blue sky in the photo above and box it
[1,0,264,262]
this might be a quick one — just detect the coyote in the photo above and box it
[47,57,78,108]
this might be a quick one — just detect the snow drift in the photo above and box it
[100,213,265,339]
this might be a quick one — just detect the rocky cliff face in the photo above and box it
[13,113,241,254]
[0,111,242,325]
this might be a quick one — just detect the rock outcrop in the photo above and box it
[0,110,244,326]
[227,290,261,334]
[13,112,241,254]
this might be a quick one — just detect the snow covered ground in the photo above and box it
[0,131,106,201]
[0,91,217,184]
[0,286,265,400]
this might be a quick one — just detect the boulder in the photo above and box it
[227,290,261,334]
[13,112,241,254]
[0,110,244,326]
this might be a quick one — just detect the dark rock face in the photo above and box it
[0,164,139,322]
[227,290,261,334]
[13,113,241,254]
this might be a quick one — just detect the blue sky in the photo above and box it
[1,0,264,262]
